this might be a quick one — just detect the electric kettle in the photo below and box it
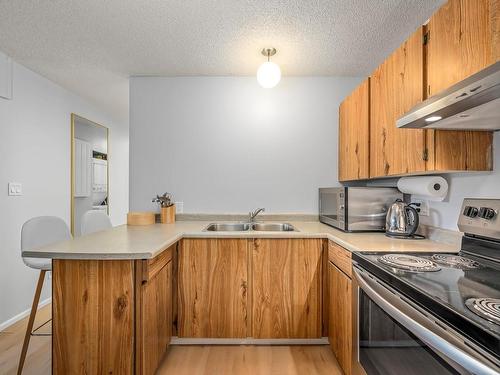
[385,199,420,238]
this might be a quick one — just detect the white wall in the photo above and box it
[421,133,500,231]
[0,58,129,327]
[130,76,362,214]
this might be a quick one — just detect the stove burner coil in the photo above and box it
[378,254,441,272]
[466,298,500,325]
[431,254,481,269]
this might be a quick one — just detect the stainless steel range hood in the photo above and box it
[397,61,500,131]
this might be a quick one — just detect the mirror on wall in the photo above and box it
[71,114,109,236]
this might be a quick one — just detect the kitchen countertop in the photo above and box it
[22,221,460,260]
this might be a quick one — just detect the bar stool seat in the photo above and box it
[22,257,51,271]
[18,216,71,374]
[81,210,112,235]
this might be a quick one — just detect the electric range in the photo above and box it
[351,198,500,375]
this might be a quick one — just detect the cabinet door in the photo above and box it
[138,260,172,375]
[427,0,494,171]
[427,0,496,95]
[370,27,426,177]
[339,79,370,181]
[252,238,322,338]
[328,261,352,375]
[178,238,248,338]
[53,260,135,375]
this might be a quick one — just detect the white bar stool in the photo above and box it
[18,216,71,374]
[80,210,112,235]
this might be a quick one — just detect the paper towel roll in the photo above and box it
[397,176,448,201]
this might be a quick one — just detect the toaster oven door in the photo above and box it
[319,188,344,229]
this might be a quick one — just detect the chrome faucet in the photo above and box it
[249,207,265,222]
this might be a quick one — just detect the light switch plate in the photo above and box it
[175,201,184,214]
[8,182,22,196]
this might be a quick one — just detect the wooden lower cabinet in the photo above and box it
[328,243,353,375]
[136,248,173,375]
[53,247,174,375]
[178,238,249,338]
[252,238,323,338]
[53,260,135,374]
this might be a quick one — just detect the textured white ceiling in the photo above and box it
[0,0,444,121]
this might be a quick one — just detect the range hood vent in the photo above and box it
[397,61,500,131]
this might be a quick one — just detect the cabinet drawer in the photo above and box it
[328,241,352,278]
[141,244,174,282]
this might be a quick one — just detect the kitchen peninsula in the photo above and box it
[23,220,459,374]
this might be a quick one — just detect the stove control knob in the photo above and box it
[468,207,479,218]
[479,207,496,220]
[463,206,478,217]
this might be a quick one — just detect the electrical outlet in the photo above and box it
[411,199,429,216]
[175,201,184,214]
[8,182,22,196]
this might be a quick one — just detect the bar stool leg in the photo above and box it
[17,270,46,375]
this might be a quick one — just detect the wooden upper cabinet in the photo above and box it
[178,238,248,338]
[336,0,496,180]
[426,0,495,171]
[252,238,323,339]
[370,27,426,177]
[339,79,370,181]
[427,0,497,95]
[494,0,500,61]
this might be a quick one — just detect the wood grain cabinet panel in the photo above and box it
[252,238,323,338]
[370,27,426,177]
[339,79,370,181]
[52,260,135,375]
[328,241,352,278]
[493,0,500,61]
[178,238,248,338]
[328,261,352,375]
[427,0,497,95]
[426,0,495,172]
[136,256,173,375]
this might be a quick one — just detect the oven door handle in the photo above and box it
[353,266,500,375]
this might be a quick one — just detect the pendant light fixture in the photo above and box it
[257,48,281,88]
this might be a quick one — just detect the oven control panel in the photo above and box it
[458,199,500,239]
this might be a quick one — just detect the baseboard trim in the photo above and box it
[170,337,329,345]
[0,297,51,332]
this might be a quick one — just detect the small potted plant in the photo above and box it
[152,192,176,224]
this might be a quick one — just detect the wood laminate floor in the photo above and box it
[0,304,52,375]
[0,304,342,375]
[157,345,343,375]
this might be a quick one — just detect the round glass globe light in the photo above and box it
[257,61,281,88]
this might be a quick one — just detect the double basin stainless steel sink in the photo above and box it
[204,222,297,232]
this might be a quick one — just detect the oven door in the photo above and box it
[352,266,500,375]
